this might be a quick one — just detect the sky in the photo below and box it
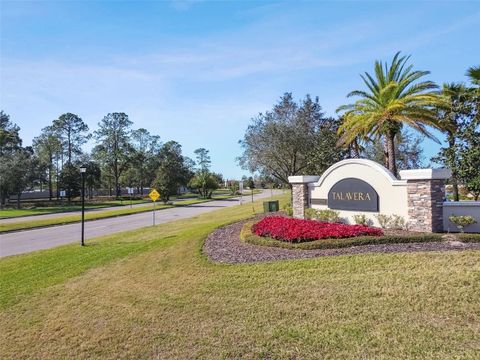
[1,0,479,179]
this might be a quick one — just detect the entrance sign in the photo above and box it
[149,189,160,202]
[328,178,378,212]
[289,159,452,233]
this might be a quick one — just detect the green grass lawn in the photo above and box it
[1,194,479,359]
[0,190,261,220]
[0,200,150,219]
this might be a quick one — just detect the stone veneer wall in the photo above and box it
[292,184,309,219]
[407,179,445,232]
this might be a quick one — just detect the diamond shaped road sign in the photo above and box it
[149,189,160,202]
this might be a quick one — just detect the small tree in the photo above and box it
[0,148,33,208]
[449,215,477,233]
[59,163,81,201]
[227,180,239,195]
[188,172,219,199]
[238,93,344,187]
[247,176,255,203]
[194,148,211,172]
[458,135,480,200]
[152,141,192,203]
[93,112,133,198]
[0,112,32,208]
[33,126,62,200]
[432,84,476,201]
[85,161,102,199]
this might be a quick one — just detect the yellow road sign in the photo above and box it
[149,189,160,202]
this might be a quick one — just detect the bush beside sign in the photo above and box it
[327,178,379,212]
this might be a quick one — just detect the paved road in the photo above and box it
[1,197,202,224]
[0,190,282,257]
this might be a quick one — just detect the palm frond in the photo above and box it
[466,65,480,84]
[337,51,442,164]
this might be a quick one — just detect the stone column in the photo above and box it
[399,169,451,233]
[292,183,308,219]
[288,176,320,219]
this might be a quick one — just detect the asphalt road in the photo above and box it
[0,190,282,257]
[2,197,201,224]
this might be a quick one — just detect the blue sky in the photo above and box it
[1,0,479,178]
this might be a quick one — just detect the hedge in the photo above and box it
[457,233,480,243]
[241,221,444,251]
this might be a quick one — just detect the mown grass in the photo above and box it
[1,194,479,359]
[0,189,261,219]
[0,197,239,233]
[0,202,133,219]
[0,196,283,309]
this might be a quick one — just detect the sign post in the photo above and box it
[149,189,160,226]
[239,181,244,206]
[127,187,133,208]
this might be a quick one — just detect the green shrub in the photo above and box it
[375,214,406,230]
[457,233,480,242]
[448,215,477,233]
[241,222,442,250]
[391,214,406,230]
[304,208,318,219]
[353,214,370,226]
[314,209,340,222]
[375,214,391,229]
[282,202,293,216]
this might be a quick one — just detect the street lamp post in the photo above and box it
[80,166,87,246]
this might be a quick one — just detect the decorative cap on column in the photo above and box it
[401,168,451,233]
[288,176,319,219]
[288,175,320,184]
[399,168,451,180]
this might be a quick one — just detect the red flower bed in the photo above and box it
[252,216,383,242]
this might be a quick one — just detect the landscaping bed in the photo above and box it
[203,216,480,264]
[252,216,383,242]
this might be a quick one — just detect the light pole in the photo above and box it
[80,166,86,246]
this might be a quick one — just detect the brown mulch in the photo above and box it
[203,219,480,264]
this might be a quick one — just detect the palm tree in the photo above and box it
[436,83,472,201]
[466,65,480,86]
[337,52,444,176]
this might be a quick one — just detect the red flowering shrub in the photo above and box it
[252,216,383,242]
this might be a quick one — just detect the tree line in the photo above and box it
[239,54,479,200]
[0,112,223,207]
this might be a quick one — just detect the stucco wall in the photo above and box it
[443,202,480,233]
[309,161,408,226]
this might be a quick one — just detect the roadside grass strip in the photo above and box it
[0,203,119,219]
[0,190,262,220]
[0,200,152,219]
[0,197,239,233]
[1,194,479,359]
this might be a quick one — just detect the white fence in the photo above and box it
[443,202,480,233]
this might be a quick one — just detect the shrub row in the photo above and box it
[241,221,444,250]
[457,233,480,243]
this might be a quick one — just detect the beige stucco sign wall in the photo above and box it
[289,159,452,232]
[310,159,409,226]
